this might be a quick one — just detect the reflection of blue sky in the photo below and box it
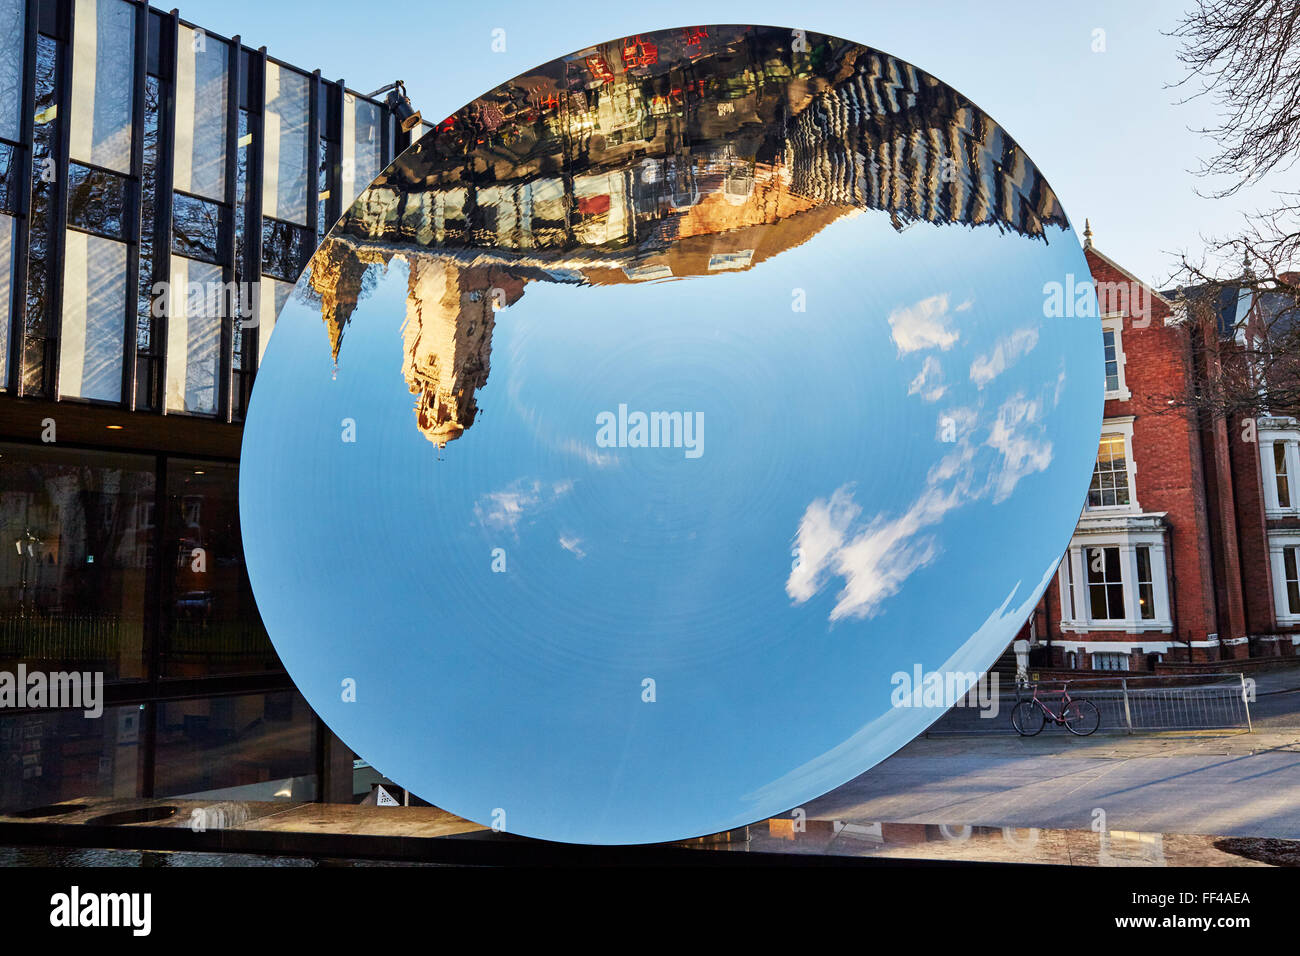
[241,209,1102,844]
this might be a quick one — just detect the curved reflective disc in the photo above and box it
[241,25,1103,844]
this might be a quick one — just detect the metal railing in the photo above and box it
[925,673,1254,736]
[0,612,120,663]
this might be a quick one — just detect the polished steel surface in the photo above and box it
[240,25,1103,844]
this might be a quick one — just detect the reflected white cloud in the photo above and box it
[473,478,573,533]
[787,442,974,621]
[908,355,947,402]
[561,439,618,468]
[970,327,1038,387]
[558,535,586,559]
[789,340,1059,620]
[986,393,1053,504]
[888,293,964,354]
[751,555,1060,814]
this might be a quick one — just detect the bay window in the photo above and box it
[1058,525,1172,633]
[1260,421,1300,516]
[1269,532,1300,624]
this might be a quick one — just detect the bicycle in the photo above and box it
[1010,683,1100,736]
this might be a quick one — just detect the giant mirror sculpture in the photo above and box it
[240,26,1103,844]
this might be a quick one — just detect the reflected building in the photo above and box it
[303,26,1067,449]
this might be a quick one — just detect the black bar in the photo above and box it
[44,0,74,401]
[140,449,165,798]
[306,68,319,244]
[246,47,265,369]
[217,32,240,423]
[151,9,179,416]
[327,77,344,234]
[121,0,148,412]
[7,0,38,396]
[313,714,328,804]
[139,700,155,798]
[380,106,391,170]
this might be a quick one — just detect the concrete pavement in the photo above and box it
[804,729,1300,838]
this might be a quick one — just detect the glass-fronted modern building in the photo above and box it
[0,0,429,810]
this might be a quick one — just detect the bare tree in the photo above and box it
[1166,0,1300,421]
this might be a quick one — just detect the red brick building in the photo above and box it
[1022,231,1300,672]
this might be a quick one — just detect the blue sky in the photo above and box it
[241,209,1102,842]
[173,0,1287,289]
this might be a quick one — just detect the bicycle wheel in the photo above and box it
[1011,699,1045,736]
[1063,698,1100,736]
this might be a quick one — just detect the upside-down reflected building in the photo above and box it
[302,25,1067,450]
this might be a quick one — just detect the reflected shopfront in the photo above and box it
[0,440,314,811]
[0,442,154,681]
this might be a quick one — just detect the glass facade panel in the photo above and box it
[153,691,315,800]
[0,0,23,143]
[164,255,221,415]
[173,27,228,201]
[0,141,17,213]
[57,230,126,402]
[262,62,310,225]
[0,6,397,816]
[22,33,62,397]
[160,459,279,677]
[135,74,161,410]
[0,442,154,681]
[261,216,308,281]
[341,92,382,212]
[255,277,292,365]
[0,212,14,387]
[68,0,136,174]
[171,191,225,263]
[1,706,143,811]
[66,162,129,238]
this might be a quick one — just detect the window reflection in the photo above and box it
[153,692,315,800]
[135,75,161,410]
[0,443,154,681]
[1086,546,1125,620]
[171,192,226,263]
[261,216,309,281]
[164,255,221,415]
[0,141,18,213]
[68,0,135,174]
[1,707,142,810]
[262,62,310,225]
[159,460,278,676]
[0,0,23,143]
[22,33,61,397]
[0,213,13,388]
[173,27,229,202]
[66,163,129,239]
[232,109,253,419]
[1087,435,1130,508]
[254,277,291,365]
[58,231,126,402]
[341,92,382,212]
